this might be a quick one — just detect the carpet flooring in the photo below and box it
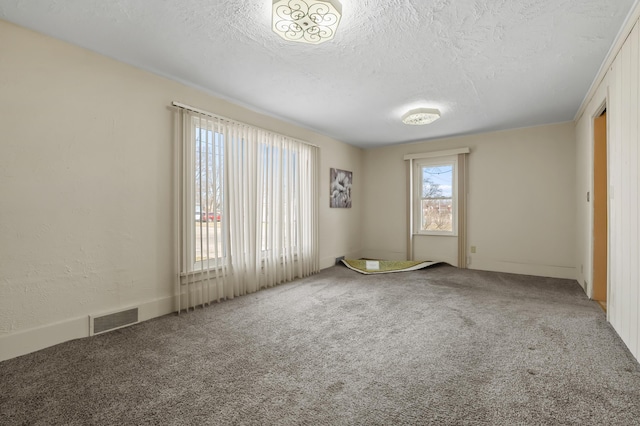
[1,264,639,425]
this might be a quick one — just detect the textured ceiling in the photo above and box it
[0,0,636,148]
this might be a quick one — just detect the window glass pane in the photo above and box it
[421,164,453,232]
[194,128,224,263]
[421,165,452,198]
[421,198,453,231]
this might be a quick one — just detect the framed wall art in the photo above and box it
[330,168,352,208]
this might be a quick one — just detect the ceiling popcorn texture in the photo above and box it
[0,0,635,148]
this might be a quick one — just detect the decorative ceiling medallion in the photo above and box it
[272,0,342,45]
[402,108,441,125]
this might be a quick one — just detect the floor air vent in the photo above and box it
[90,307,139,335]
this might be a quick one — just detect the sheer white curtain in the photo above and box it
[177,109,319,311]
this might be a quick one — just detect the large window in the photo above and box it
[178,106,319,308]
[415,156,458,235]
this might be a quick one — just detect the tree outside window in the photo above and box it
[416,157,457,235]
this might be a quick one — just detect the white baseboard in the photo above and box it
[359,250,576,280]
[0,295,175,362]
[0,316,88,363]
[469,259,577,280]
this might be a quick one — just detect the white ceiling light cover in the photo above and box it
[272,0,342,44]
[402,108,441,125]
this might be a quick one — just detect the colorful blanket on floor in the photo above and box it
[341,259,442,275]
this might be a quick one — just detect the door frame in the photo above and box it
[590,99,609,316]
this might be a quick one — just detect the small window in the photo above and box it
[415,156,458,235]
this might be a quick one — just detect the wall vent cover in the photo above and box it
[90,308,139,335]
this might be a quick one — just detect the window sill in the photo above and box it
[414,232,458,237]
[180,254,300,283]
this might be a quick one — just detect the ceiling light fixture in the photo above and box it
[272,0,342,45]
[402,108,441,125]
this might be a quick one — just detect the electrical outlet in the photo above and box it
[470,246,476,254]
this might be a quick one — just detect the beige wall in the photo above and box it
[0,20,363,360]
[576,17,640,362]
[362,123,577,279]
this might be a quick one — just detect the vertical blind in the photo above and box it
[176,107,319,311]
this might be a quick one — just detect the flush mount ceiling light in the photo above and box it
[402,108,441,125]
[272,0,342,45]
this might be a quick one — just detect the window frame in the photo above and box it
[185,117,226,273]
[414,155,458,236]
